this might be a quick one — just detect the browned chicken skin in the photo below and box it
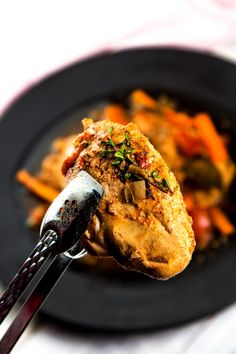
[62,119,195,279]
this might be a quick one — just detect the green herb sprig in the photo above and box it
[101,130,134,167]
[100,129,171,194]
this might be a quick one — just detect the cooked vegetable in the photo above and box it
[215,160,235,189]
[127,164,148,180]
[189,207,213,250]
[16,170,59,203]
[174,130,202,157]
[27,203,48,228]
[104,104,129,125]
[194,188,222,209]
[130,89,157,110]
[165,109,193,128]
[209,207,235,237]
[101,131,135,168]
[39,135,77,190]
[184,158,221,188]
[193,113,228,163]
[124,180,146,204]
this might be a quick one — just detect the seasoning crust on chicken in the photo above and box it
[62,118,195,279]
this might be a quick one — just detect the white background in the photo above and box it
[1,1,236,353]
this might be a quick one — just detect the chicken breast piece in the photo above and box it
[62,118,195,279]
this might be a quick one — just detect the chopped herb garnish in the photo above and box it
[114,151,124,159]
[100,130,171,194]
[120,144,126,153]
[124,132,130,142]
[152,171,159,179]
[126,148,134,153]
[133,173,143,180]
[126,153,134,163]
[123,171,143,182]
[100,131,136,168]
[106,138,115,148]
[161,178,169,189]
[112,159,122,165]
[100,150,113,158]
[107,126,113,134]
[146,171,172,194]
[124,172,131,180]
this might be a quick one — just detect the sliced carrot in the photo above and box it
[174,130,202,157]
[130,89,157,110]
[16,170,59,203]
[27,203,48,228]
[164,108,193,128]
[132,110,157,134]
[209,207,235,236]
[193,113,228,163]
[163,108,202,156]
[104,104,129,125]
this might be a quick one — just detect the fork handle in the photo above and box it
[0,230,58,324]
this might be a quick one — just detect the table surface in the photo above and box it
[1,1,236,353]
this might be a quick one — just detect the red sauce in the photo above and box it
[135,153,150,169]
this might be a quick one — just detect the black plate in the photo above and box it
[1,48,236,332]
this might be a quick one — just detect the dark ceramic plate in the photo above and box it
[1,48,236,332]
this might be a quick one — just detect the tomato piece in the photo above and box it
[189,207,213,250]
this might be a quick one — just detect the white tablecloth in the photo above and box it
[1,1,236,353]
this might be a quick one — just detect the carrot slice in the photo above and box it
[209,207,235,236]
[16,170,59,203]
[174,130,202,157]
[104,104,129,125]
[27,203,48,228]
[193,113,228,163]
[164,108,193,128]
[130,89,157,110]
